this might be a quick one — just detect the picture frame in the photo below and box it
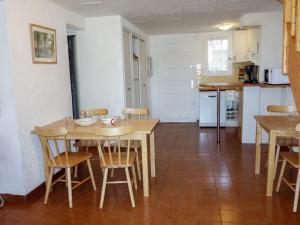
[30,24,57,64]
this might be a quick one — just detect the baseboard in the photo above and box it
[1,169,65,203]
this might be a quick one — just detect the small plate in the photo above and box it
[74,118,97,127]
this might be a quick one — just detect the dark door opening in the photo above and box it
[67,35,79,119]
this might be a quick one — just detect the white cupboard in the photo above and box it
[233,30,247,62]
[232,29,260,63]
[245,29,260,63]
[123,31,148,108]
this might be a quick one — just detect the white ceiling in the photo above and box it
[50,0,282,34]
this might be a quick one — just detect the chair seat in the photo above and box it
[277,137,299,146]
[100,152,136,168]
[106,140,141,148]
[49,152,92,168]
[281,152,300,168]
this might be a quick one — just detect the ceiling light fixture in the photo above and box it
[216,23,234,31]
[79,1,103,5]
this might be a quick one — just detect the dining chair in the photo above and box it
[266,105,298,178]
[276,124,300,212]
[74,108,109,177]
[74,108,109,151]
[113,107,149,180]
[35,126,96,208]
[94,125,137,208]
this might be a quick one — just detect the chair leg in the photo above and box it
[274,145,281,179]
[44,167,54,205]
[293,168,300,212]
[131,165,138,190]
[135,147,142,180]
[100,168,108,209]
[125,167,135,207]
[276,159,287,192]
[110,168,114,178]
[74,165,78,178]
[74,147,79,178]
[65,169,68,187]
[86,159,96,191]
[110,147,117,178]
[66,168,73,208]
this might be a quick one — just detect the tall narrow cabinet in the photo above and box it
[123,30,148,108]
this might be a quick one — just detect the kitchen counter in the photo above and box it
[199,82,293,144]
[199,82,290,91]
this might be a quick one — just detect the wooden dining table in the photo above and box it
[33,118,160,197]
[255,115,300,196]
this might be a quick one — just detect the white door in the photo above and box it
[133,60,140,107]
[123,30,133,108]
[150,38,196,122]
[139,41,148,107]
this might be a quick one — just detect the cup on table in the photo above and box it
[65,116,74,130]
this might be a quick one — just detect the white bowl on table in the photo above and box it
[74,117,97,127]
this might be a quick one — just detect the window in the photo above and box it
[207,38,231,75]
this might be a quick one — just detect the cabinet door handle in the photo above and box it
[207,96,216,98]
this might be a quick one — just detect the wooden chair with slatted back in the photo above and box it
[124,108,149,120]
[94,126,137,208]
[74,108,109,178]
[276,124,300,212]
[35,126,96,208]
[74,108,109,151]
[267,105,298,178]
[117,108,149,180]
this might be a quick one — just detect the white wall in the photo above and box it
[76,16,148,116]
[240,12,283,82]
[1,0,84,195]
[0,2,25,195]
[149,31,233,122]
[76,16,124,115]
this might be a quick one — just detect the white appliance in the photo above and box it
[264,68,289,84]
[199,91,226,127]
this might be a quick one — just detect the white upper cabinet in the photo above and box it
[232,29,260,64]
[245,28,260,64]
[233,30,247,62]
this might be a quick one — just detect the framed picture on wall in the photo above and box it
[30,24,57,64]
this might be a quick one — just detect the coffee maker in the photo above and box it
[244,65,259,84]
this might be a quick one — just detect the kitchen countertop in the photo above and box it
[199,82,290,91]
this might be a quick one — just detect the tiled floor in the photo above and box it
[2,123,300,225]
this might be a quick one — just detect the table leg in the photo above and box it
[255,121,262,174]
[266,130,276,196]
[141,134,149,197]
[39,136,50,188]
[150,131,156,178]
[217,86,221,143]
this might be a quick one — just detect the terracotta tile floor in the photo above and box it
[2,123,300,225]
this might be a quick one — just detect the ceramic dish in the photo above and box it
[74,117,97,127]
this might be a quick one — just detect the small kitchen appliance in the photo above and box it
[244,65,259,84]
[264,68,289,84]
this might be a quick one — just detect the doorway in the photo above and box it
[67,35,79,119]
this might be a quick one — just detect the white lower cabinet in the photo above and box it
[199,91,226,127]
